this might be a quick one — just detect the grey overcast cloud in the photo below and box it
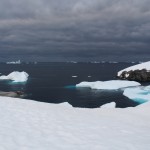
[0,0,150,61]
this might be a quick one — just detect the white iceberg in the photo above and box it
[100,102,116,108]
[72,76,78,78]
[0,96,150,149]
[76,80,140,90]
[0,71,29,82]
[123,86,150,103]
[117,61,150,76]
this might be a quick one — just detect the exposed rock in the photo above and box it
[118,69,150,82]
[0,91,25,98]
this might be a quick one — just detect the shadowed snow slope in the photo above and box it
[76,80,140,90]
[118,61,150,76]
[0,71,29,82]
[0,97,150,150]
[123,86,150,103]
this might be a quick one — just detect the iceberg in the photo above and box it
[0,96,150,149]
[76,80,140,90]
[0,71,29,82]
[123,86,150,103]
[117,61,150,76]
[100,102,116,108]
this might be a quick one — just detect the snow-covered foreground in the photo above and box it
[117,61,150,76]
[0,71,29,82]
[76,80,140,90]
[0,97,150,150]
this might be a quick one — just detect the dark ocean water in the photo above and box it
[0,62,141,108]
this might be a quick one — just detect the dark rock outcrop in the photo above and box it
[118,69,150,82]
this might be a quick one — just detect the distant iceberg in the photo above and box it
[6,60,21,64]
[100,102,116,108]
[123,86,150,103]
[0,71,29,82]
[76,80,140,90]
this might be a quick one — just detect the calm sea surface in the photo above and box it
[0,62,142,108]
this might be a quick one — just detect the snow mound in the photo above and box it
[0,96,150,149]
[76,80,140,90]
[100,102,116,108]
[123,86,150,103]
[0,71,29,82]
[118,61,150,76]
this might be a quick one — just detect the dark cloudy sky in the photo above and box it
[0,0,150,61]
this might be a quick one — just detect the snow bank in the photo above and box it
[100,102,116,108]
[123,86,150,103]
[76,80,140,90]
[0,97,150,150]
[0,71,29,82]
[118,61,150,76]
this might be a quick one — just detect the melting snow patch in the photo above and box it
[76,80,140,90]
[0,71,29,82]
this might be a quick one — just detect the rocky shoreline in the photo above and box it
[118,69,150,82]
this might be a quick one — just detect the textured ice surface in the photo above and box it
[0,71,29,82]
[0,97,150,149]
[76,80,140,90]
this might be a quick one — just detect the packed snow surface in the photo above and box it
[76,80,140,90]
[123,86,150,103]
[100,102,116,108]
[0,71,29,82]
[118,61,150,76]
[0,97,150,150]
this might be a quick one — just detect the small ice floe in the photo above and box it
[0,71,29,82]
[100,102,116,108]
[76,80,140,90]
[123,86,150,104]
[72,76,78,78]
[88,76,91,78]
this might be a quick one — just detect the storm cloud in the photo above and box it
[0,0,150,61]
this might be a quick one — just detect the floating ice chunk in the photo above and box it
[123,86,150,103]
[118,61,150,76]
[0,71,29,82]
[76,80,140,90]
[100,102,116,108]
[72,76,78,78]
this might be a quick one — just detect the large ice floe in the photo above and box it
[123,86,150,104]
[117,61,150,76]
[0,96,150,149]
[76,80,140,90]
[0,71,29,82]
